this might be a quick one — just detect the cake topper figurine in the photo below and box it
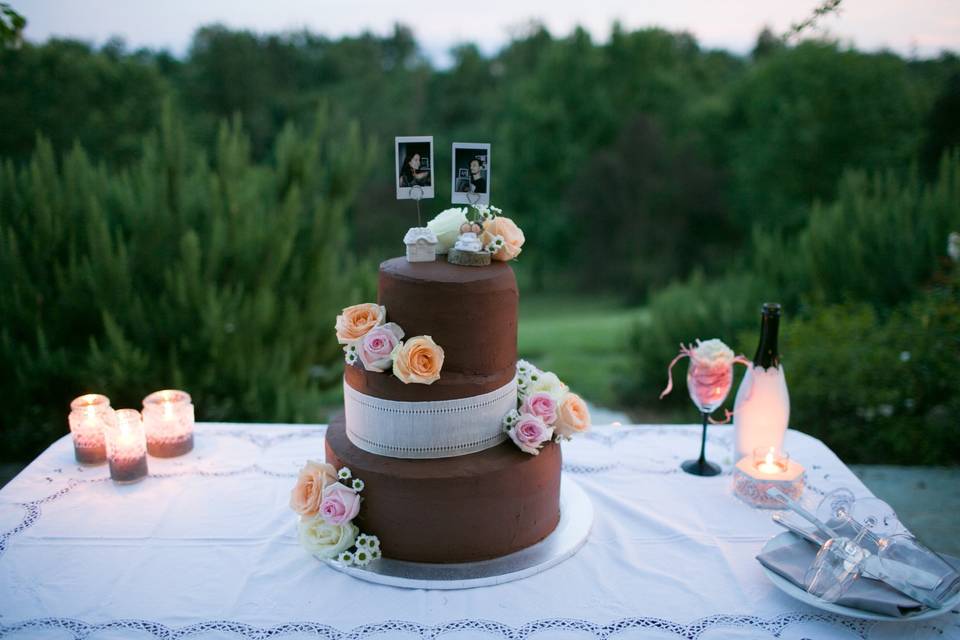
[448,221,491,266]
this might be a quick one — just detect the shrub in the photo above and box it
[779,272,959,464]
[0,105,375,461]
[616,270,768,408]
[753,151,960,308]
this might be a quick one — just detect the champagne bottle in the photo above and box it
[733,303,790,461]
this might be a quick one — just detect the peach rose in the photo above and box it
[290,460,338,516]
[481,216,525,261]
[554,392,591,439]
[335,303,385,345]
[392,336,444,385]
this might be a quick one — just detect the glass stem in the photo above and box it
[698,412,709,466]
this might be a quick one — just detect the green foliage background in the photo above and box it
[1,14,958,463]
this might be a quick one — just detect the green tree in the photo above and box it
[723,42,928,231]
[0,38,170,165]
[0,104,375,461]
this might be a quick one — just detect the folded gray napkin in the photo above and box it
[756,533,924,617]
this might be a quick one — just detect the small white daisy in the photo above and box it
[351,478,365,492]
[356,534,373,548]
[338,467,352,480]
[354,548,372,567]
[370,549,381,560]
[337,550,354,565]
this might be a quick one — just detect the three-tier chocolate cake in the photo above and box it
[325,257,562,563]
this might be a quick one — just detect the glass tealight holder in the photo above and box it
[733,446,804,509]
[104,409,149,484]
[142,389,195,458]
[68,394,115,465]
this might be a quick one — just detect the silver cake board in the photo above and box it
[321,475,593,590]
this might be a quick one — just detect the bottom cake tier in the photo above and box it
[324,413,562,563]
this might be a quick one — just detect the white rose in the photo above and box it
[525,370,568,401]
[427,207,468,254]
[692,339,734,367]
[298,515,358,559]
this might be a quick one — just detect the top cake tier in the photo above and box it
[344,257,518,402]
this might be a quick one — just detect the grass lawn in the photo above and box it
[518,294,649,409]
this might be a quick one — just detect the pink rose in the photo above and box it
[358,323,405,372]
[508,413,554,455]
[318,482,362,525]
[521,391,558,425]
[290,460,338,516]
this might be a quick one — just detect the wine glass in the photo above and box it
[680,353,734,476]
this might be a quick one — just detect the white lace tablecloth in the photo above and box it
[1,423,957,640]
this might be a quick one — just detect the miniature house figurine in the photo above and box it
[404,227,438,262]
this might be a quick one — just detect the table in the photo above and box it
[1,423,957,639]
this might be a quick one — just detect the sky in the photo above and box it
[16,0,960,64]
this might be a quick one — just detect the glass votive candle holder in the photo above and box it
[142,389,195,457]
[733,446,804,509]
[104,409,149,483]
[68,394,115,465]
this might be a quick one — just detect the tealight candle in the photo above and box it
[68,394,115,465]
[104,409,149,483]
[142,389,195,457]
[754,446,789,475]
[733,446,804,509]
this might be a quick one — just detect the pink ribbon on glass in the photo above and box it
[659,342,750,424]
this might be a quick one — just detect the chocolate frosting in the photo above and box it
[378,257,518,377]
[325,413,561,563]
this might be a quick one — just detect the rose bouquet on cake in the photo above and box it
[502,360,592,455]
[336,303,444,385]
[427,204,525,260]
[290,461,381,566]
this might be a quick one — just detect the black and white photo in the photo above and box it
[395,136,434,199]
[451,143,490,205]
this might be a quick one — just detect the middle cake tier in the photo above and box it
[343,257,520,459]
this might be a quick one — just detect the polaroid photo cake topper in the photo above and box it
[451,142,490,206]
[396,136,435,200]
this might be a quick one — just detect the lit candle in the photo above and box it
[755,446,788,475]
[732,446,804,509]
[142,389,195,457]
[104,409,149,483]
[68,394,115,465]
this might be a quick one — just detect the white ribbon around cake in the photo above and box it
[343,378,517,459]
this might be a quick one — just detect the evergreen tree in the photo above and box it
[0,104,374,461]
